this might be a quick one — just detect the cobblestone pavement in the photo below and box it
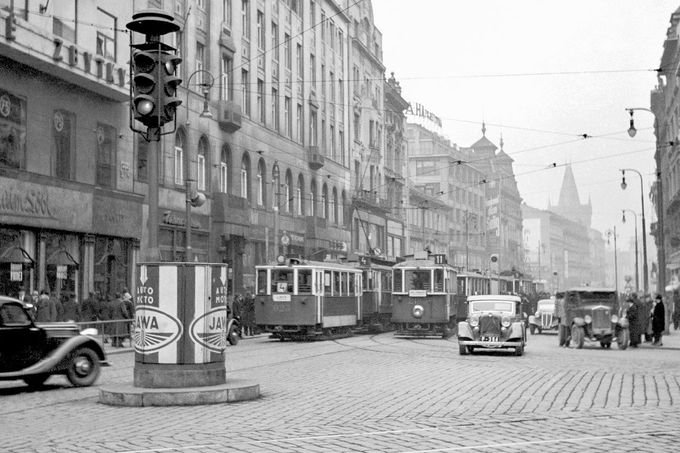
[1,331,680,452]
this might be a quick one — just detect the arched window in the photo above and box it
[322,183,329,219]
[256,158,266,206]
[220,145,230,193]
[272,163,281,209]
[240,153,250,200]
[310,179,317,217]
[296,174,304,216]
[174,129,185,185]
[332,187,338,224]
[284,170,292,213]
[197,136,209,191]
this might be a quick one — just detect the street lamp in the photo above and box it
[606,227,619,306]
[625,107,666,296]
[621,209,639,293]
[184,69,214,261]
[620,168,648,295]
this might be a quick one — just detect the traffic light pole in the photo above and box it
[147,128,161,261]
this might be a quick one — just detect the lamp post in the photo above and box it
[626,107,665,296]
[620,168,648,295]
[606,227,619,305]
[621,209,639,293]
[184,69,214,262]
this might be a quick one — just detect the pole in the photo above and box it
[147,128,161,261]
[465,209,469,271]
[633,215,639,293]
[614,227,619,305]
[538,241,541,281]
[421,202,426,251]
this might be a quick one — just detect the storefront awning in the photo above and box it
[46,249,79,267]
[0,246,35,266]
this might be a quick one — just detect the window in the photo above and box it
[284,33,291,70]
[196,43,206,85]
[257,79,265,123]
[95,123,116,188]
[240,155,250,199]
[197,137,208,191]
[53,1,76,42]
[136,135,148,182]
[310,54,316,90]
[271,22,279,61]
[271,87,279,131]
[297,103,303,144]
[320,63,324,97]
[338,30,344,59]
[339,130,344,164]
[284,170,292,213]
[353,112,360,142]
[321,184,328,219]
[332,188,338,224]
[241,0,250,39]
[52,109,75,180]
[320,12,326,41]
[0,88,27,169]
[220,145,230,193]
[330,124,335,160]
[296,43,303,78]
[256,159,265,206]
[284,96,292,138]
[242,69,250,116]
[95,8,116,60]
[220,55,233,101]
[309,110,318,146]
[257,10,265,49]
[310,180,317,217]
[223,0,232,28]
[272,164,280,209]
[296,174,304,216]
[174,131,184,185]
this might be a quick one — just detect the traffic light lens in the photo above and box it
[133,51,156,73]
[136,99,154,116]
[164,60,175,75]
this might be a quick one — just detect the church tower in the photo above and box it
[551,164,592,227]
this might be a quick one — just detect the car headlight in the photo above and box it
[501,316,511,328]
[584,315,592,324]
[535,311,540,317]
[469,316,479,327]
[611,314,619,323]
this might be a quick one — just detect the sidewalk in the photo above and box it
[631,328,680,350]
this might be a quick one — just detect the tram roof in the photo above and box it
[564,286,616,293]
[392,259,457,269]
[256,260,361,271]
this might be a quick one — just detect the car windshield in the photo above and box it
[469,301,514,314]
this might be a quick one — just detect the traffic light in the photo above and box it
[131,48,161,128]
[490,254,499,263]
[159,52,182,125]
[5,13,16,41]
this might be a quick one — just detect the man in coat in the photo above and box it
[626,294,641,348]
[554,294,570,347]
[35,290,56,322]
[652,294,665,346]
[61,293,81,322]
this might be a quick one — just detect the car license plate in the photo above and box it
[482,336,499,342]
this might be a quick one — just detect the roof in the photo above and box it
[393,259,457,269]
[469,135,497,150]
[564,287,615,293]
[557,164,582,208]
[467,295,521,302]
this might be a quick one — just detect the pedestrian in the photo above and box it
[62,293,81,322]
[652,294,665,346]
[53,293,64,322]
[642,294,653,343]
[121,292,135,346]
[35,290,57,322]
[26,290,39,319]
[110,293,130,347]
[242,291,255,336]
[80,292,100,322]
[100,293,114,344]
[626,294,641,348]
[673,290,680,331]
[554,293,570,347]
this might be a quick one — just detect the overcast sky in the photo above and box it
[371,0,678,248]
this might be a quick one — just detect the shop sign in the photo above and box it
[189,307,228,353]
[288,232,305,245]
[56,265,67,279]
[52,39,127,89]
[93,193,142,237]
[10,263,22,281]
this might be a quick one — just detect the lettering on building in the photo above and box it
[406,102,443,128]
[162,211,201,229]
[53,38,126,88]
[0,187,55,219]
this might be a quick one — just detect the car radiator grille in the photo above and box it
[480,315,501,336]
[592,309,610,329]
[541,313,553,327]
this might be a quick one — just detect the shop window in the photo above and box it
[93,237,129,298]
[95,8,117,61]
[52,109,76,180]
[0,229,35,297]
[0,88,27,169]
[44,232,79,301]
[95,123,117,188]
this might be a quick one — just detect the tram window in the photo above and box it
[298,270,312,294]
[340,272,348,296]
[393,270,402,292]
[272,270,294,293]
[364,270,372,291]
[382,271,391,291]
[434,269,444,292]
[333,271,341,295]
[349,273,355,296]
[324,271,332,294]
[256,269,268,295]
[405,270,430,291]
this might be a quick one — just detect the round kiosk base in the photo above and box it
[99,379,260,406]
[133,362,226,388]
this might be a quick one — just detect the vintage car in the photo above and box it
[528,298,558,334]
[564,287,629,349]
[457,295,527,356]
[0,296,108,387]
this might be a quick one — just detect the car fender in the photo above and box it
[0,336,107,381]
[528,315,538,326]
[572,317,585,327]
[457,322,473,339]
[508,322,524,340]
[227,317,239,331]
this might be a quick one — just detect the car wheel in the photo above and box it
[537,327,542,335]
[23,374,49,387]
[66,347,101,387]
[459,344,468,355]
[571,325,585,349]
[617,328,629,350]
[227,325,240,346]
[529,325,535,335]
[514,344,524,356]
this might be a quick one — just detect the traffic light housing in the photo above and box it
[159,52,182,125]
[5,13,17,40]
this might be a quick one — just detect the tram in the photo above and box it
[391,251,458,338]
[254,255,363,340]
[455,271,492,322]
[353,254,393,332]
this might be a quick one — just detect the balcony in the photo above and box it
[216,100,242,132]
[212,192,250,225]
[307,146,325,170]
[352,189,391,214]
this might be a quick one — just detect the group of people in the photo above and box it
[17,288,134,347]
[625,293,665,347]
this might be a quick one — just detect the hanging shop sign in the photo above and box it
[10,263,22,281]
[56,265,67,279]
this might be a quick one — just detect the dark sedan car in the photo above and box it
[0,296,107,387]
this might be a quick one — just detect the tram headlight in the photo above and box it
[584,315,592,324]
[469,316,479,327]
[501,316,511,328]
[412,304,424,319]
[611,314,619,323]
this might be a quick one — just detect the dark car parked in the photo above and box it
[0,296,107,387]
